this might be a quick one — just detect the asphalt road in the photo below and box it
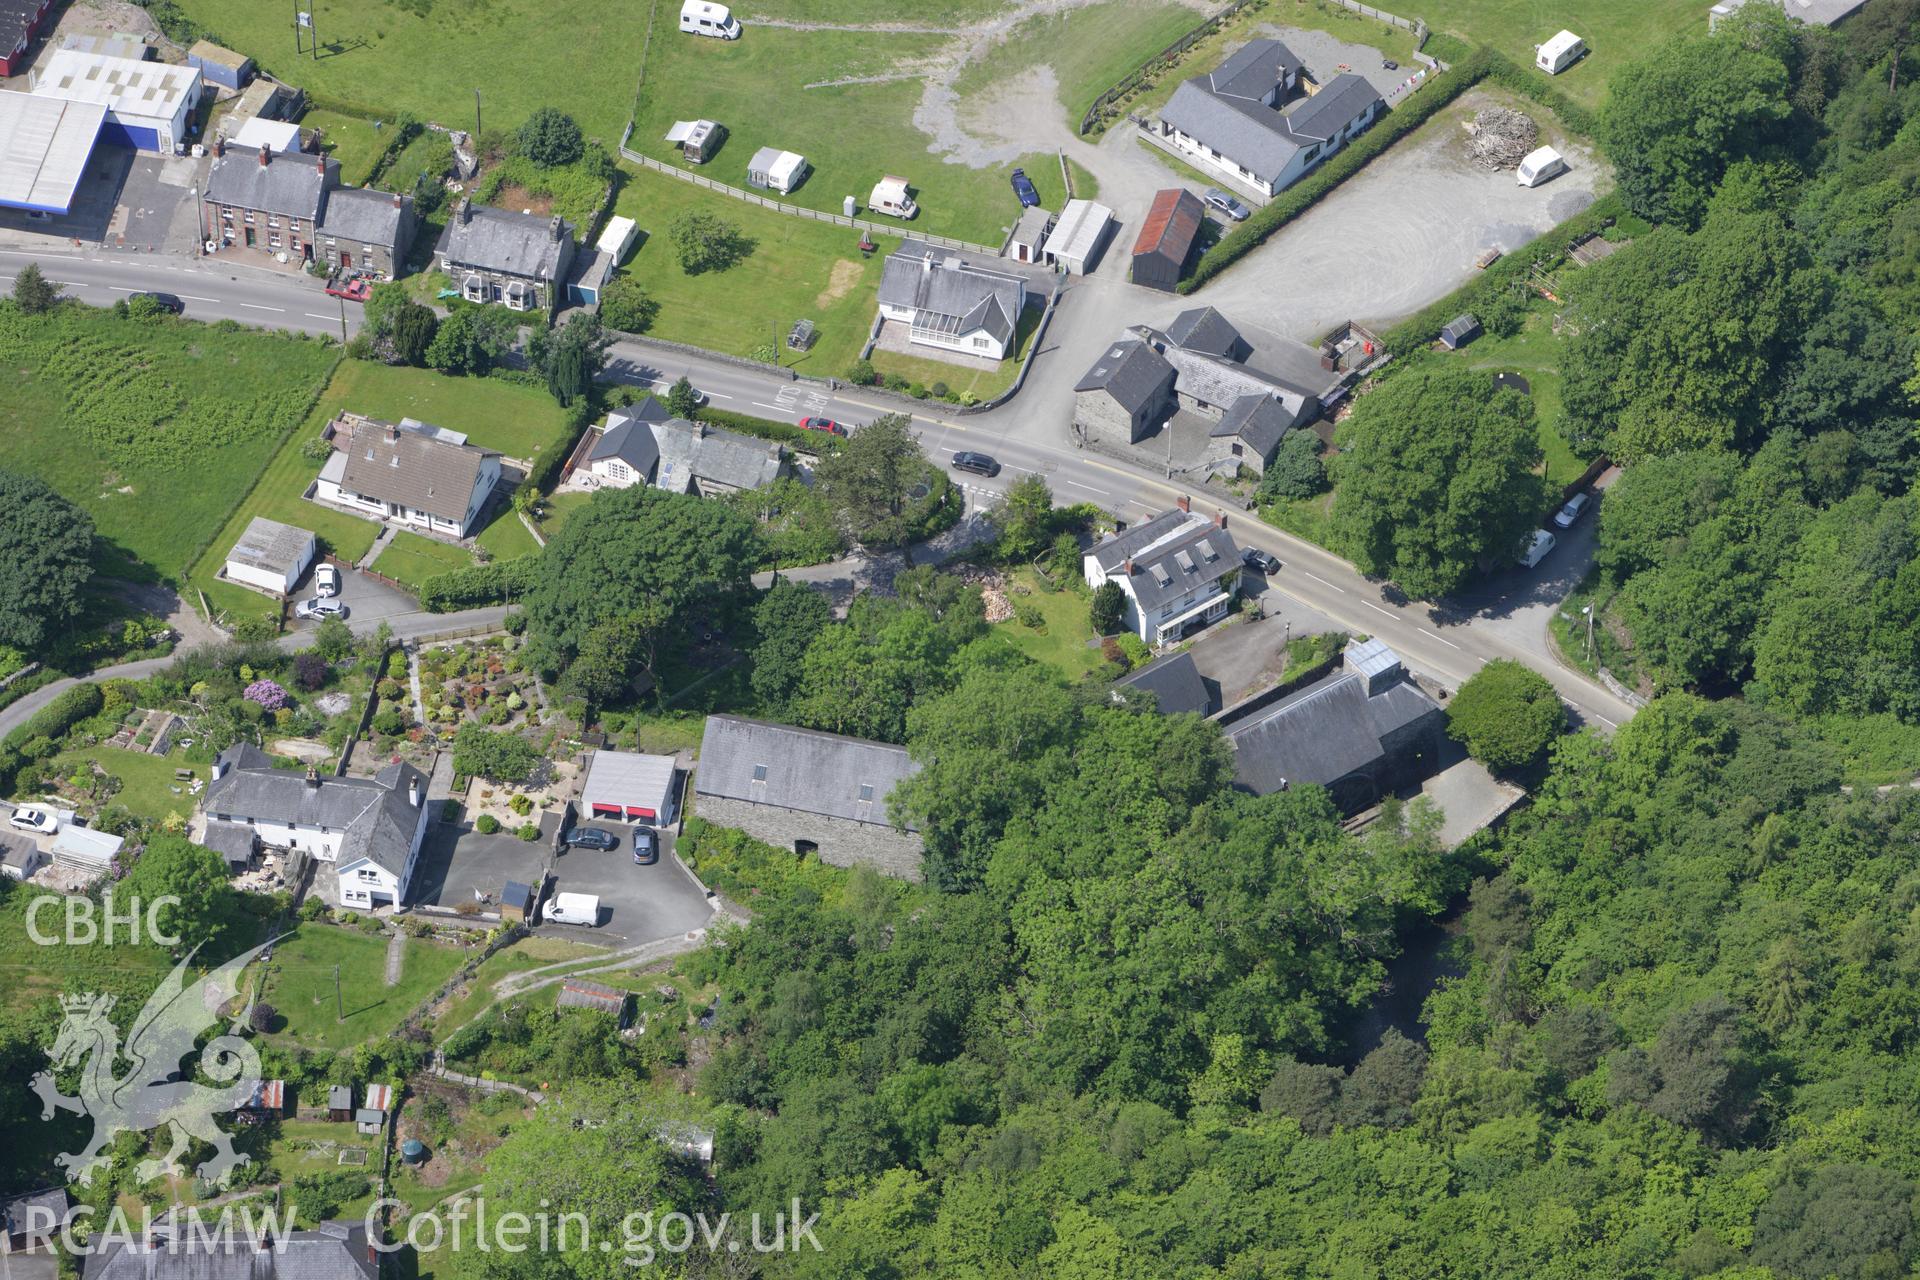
[0,246,1638,731]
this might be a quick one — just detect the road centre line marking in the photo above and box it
[1424,629,1461,650]
[1363,602,1398,619]
[305,313,336,321]
[1300,571,1346,594]
[1063,479,1110,495]
[240,303,284,312]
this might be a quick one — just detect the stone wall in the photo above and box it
[695,794,925,882]
[1074,389,1153,447]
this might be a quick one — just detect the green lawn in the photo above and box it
[868,301,1043,402]
[46,746,205,825]
[533,491,593,539]
[0,304,338,585]
[304,109,393,186]
[1422,0,1706,108]
[1460,308,1590,488]
[611,163,896,376]
[982,568,1105,680]
[631,26,1071,245]
[372,531,475,590]
[474,507,543,561]
[951,0,1202,130]
[261,924,466,1050]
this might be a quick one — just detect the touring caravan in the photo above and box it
[1516,145,1569,187]
[680,0,740,39]
[1535,30,1585,74]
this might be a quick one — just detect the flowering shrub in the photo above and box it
[243,679,290,712]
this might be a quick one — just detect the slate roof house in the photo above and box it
[83,1220,377,1280]
[1156,40,1385,197]
[575,396,670,489]
[437,198,576,314]
[1073,337,1176,446]
[203,141,416,278]
[1130,188,1205,291]
[1224,638,1445,812]
[202,744,432,909]
[2,1187,67,1249]
[876,242,1027,360]
[1112,650,1216,717]
[653,417,790,496]
[1082,499,1242,645]
[315,414,502,540]
[695,715,923,880]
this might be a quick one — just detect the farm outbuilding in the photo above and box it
[1130,189,1205,292]
[0,90,107,214]
[1043,198,1115,274]
[224,517,317,596]
[186,40,254,91]
[581,750,678,826]
[746,147,808,194]
[663,118,725,164]
[31,48,200,153]
[1439,314,1482,349]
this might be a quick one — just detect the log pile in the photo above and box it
[1465,107,1539,170]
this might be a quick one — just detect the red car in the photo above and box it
[324,277,371,302]
[797,416,847,436]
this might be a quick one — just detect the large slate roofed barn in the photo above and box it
[695,715,923,880]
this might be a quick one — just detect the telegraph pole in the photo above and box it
[474,89,482,141]
[338,294,348,344]
[333,963,343,1022]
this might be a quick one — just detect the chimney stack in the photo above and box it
[212,136,225,159]
[258,143,271,168]
[304,767,320,789]
[1122,558,1134,575]
[408,777,420,808]
[316,151,326,175]
[457,197,472,225]
[385,422,399,444]
[1213,511,1226,529]
[549,214,563,241]
[1176,495,1191,514]
[392,190,403,209]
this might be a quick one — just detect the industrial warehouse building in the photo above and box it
[31,48,201,153]
[0,91,106,214]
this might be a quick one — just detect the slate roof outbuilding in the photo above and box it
[696,715,920,829]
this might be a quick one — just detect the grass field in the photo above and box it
[1422,0,1705,108]
[48,746,205,825]
[303,109,392,185]
[262,924,466,1050]
[611,164,898,376]
[952,0,1203,129]
[372,531,475,590]
[981,568,1105,680]
[0,304,338,584]
[1458,308,1589,488]
[631,26,1071,245]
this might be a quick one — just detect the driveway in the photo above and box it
[408,812,558,912]
[539,823,713,948]
[286,562,419,631]
[111,151,207,254]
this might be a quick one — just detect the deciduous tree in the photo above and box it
[0,469,94,653]
[1446,659,1566,773]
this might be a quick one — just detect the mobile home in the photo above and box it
[680,1,740,38]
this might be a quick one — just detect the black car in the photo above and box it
[130,291,186,315]
[1241,547,1282,575]
[952,451,1000,477]
[632,828,659,865]
[1010,167,1040,208]
[563,827,618,851]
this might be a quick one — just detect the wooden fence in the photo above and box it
[618,125,999,255]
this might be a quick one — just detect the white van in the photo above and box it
[547,892,602,926]
[1516,146,1569,188]
[1535,30,1585,75]
[1519,529,1557,569]
[680,0,740,39]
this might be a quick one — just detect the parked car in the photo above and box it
[313,563,342,598]
[1203,188,1250,222]
[324,277,371,302]
[633,828,659,865]
[797,416,846,436]
[563,827,618,851]
[129,291,185,315]
[1552,492,1593,529]
[1010,167,1040,208]
[8,806,56,835]
[1518,528,1557,568]
[294,597,347,620]
[951,451,1000,477]
[1241,548,1282,575]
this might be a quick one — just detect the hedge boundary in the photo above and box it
[418,557,544,613]
[1178,43,1596,294]
[693,407,847,455]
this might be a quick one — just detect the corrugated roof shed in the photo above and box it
[0,90,107,214]
[1131,188,1204,265]
[556,979,629,1016]
[33,48,199,116]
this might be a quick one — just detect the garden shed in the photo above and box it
[1005,205,1053,264]
[580,750,678,826]
[747,147,808,195]
[1042,199,1114,274]
[557,978,631,1025]
[1439,313,1482,350]
[500,879,534,923]
[225,516,317,596]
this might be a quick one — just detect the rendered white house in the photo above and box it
[875,243,1026,360]
[1083,500,1244,645]
[314,413,501,540]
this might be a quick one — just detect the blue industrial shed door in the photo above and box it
[98,120,160,151]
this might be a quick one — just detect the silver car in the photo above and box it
[295,596,347,620]
[1203,188,1250,221]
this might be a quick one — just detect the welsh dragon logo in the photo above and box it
[31,940,276,1187]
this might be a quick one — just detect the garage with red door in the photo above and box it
[580,750,679,827]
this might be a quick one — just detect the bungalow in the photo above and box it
[580,750,679,826]
[83,1221,377,1280]
[315,414,501,540]
[694,715,923,880]
[1082,499,1242,646]
[1156,40,1385,198]
[1223,638,1445,813]
[876,242,1027,361]
[1130,188,1205,292]
[223,516,316,597]
[653,417,789,496]
[202,744,432,909]
[436,198,576,314]
[576,397,668,489]
[203,141,416,278]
